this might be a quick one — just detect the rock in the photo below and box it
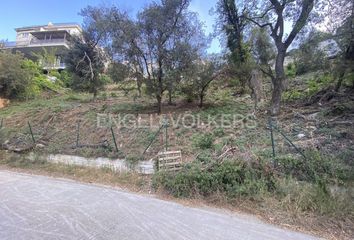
[36,144,45,148]
[297,133,306,139]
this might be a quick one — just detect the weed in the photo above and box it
[126,154,141,168]
[276,150,348,183]
[153,159,275,198]
[192,133,215,149]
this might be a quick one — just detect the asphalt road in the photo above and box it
[0,170,319,240]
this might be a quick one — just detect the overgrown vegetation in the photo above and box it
[0,51,62,99]
[153,151,354,222]
[1,0,354,238]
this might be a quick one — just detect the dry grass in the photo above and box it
[1,84,354,239]
[1,151,353,240]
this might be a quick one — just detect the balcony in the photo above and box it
[29,38,69,48]
[42,62,66,70]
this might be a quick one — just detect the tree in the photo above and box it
[293,31,331,75]
[249,27,276,79]
[245,0,317,115]
[94,0,207,113]
[182,55,224,107]
[216,0,251,93]
[65,36,105,100]
[331,0,354,91]
[216,0,248,63]
[0,51,33,99]
[31,47,58,72]
[65,7,108,100]
[108,61,131,84]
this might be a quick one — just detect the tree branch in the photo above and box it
[284,0,315,48]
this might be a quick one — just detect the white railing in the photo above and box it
[42,62,66,69]
[29,38,68,46]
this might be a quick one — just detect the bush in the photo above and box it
[285,63,296,78]
[192,133,215,149]
[153,160,276,198]
[0,51,33,99]
[282,89,304,101]
[276,150,348,183]
[306,74,333,95]
[195,150,213,164]
[277,178,354,216]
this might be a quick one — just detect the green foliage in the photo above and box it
[63,93,91,102]
[100,74,112,85]
[282,89,304,101]
[64,36,106,98]
[213,128,225,138]
[276,178,354,216]
[216,0,250,64]
[153,160,275,198]
[293,31,332,75]
[250,27,276,66]
[195,150,213,164]
[108,62,131,83]
[60,71,73,87]
[285,63,296,78]
[283,73,334,101]
[0,51,33,99]
[0,51,62,99]
[192,133,215,149]
[307,74,333,95]
[276,150,348,183]
[125,154,141,168]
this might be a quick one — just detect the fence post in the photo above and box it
[142,124,164,156]
[269,117,276,167]
[164,118,168,152]
[111,126,119,152]
[273,125,307,161]
[28,121,36,144]
[76,121,80,148]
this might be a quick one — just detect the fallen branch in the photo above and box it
[217,147,238,160]
[71,140,109,149]
[1,142,35,153]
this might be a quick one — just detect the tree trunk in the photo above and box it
[137,79,142,97]
[157,58,163,114]
[168,90,173,105]
[199,93,204,108]
[335,70,345,92]
[156,94,162,114]
[92,89,97,102]
[270,50,286,115]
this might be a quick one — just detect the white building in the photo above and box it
[2,22,82,70]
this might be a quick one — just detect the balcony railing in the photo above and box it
[42,62,66,69]
[29,38,69,46]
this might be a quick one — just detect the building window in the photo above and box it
[21,33,29,38]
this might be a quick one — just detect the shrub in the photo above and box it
[126,154,141,168]
[285,63,296,78]
[213,128,225,138]
[192,133,215,149]
[277,178,354,216]
[306,74,333,95]
[0,51,33,99]
[195,150,213,164]
[276,150,347,183]
[153,160,276,198]
[282,89,304,101]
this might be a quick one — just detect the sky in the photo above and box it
[0,0,220,53]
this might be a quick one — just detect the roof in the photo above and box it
[15,22,81,32]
